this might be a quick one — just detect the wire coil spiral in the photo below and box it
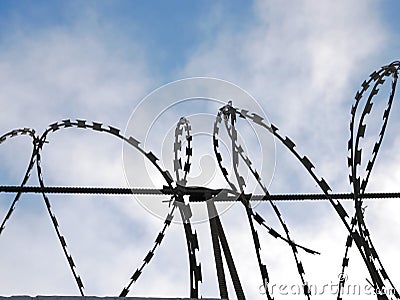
[1,61,399,300]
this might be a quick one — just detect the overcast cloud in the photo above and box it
[0,1,400,299]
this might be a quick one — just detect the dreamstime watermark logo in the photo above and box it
[258,273,396,297]
[122,77,276,223]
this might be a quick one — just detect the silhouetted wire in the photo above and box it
[1,61,399,300]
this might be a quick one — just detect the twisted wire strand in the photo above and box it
[2,186,400,201]
[0,128,37,236]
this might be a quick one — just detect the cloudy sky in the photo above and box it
[1,0,400,299]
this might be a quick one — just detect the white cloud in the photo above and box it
[179,0,399,299]
[1,0,399,299]
[0,14,169,297]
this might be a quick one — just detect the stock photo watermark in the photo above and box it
[259,273,396,297]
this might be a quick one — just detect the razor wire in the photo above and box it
[212,101,317,299]
[0,61,399,300]
[0,119,201,298]
[0,128,36,236]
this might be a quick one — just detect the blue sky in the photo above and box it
[0,0,255,78]
[1,1,400,299]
